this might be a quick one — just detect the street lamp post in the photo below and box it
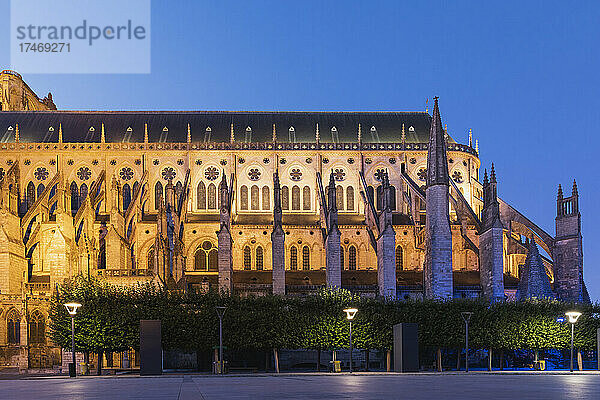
[461,312,473,373]
[343,308,358,373]
[565,311,582,372]
[216,306,227,374]
[64,302,82,377]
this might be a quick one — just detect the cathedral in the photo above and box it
[0,70,588,369]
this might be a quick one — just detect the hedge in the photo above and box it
[49,277,600,355]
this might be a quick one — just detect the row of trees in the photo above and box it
[49,277,600,357]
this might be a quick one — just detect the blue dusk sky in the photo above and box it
[0,1,598,300]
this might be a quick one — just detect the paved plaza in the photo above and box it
[1,372,599,400]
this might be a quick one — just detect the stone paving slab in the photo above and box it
[1,373,599,399]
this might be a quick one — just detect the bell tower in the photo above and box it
[553,180,588,302]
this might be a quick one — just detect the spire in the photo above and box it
[272,124,277,143]
[401,123,406,143]
[328,171,337,212]
[426,97,449,186]
[273,169,282,228]
[101,123,105,143]
[187,123,191,143]
[425,98,429,113]
[444,124,448,142]
[475,139,479,155]
[518,237,555,301]
[230,123,235,143]
[483,169,489,186]
[15,124,19,143]
[557,184,563,199]
[572,179,578,196]
[315,123,320,144]
[357,124,362,144]
[490,163,496,183]
[58,123,63,143]
[468,128,472,147]
[144,123,148,143]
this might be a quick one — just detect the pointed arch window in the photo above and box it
[37,184,45,199]
[302,245,310,270]
[147,246,155,272]
[7,309,20,345]
[290,246,298,270]
[367,186,375,208]
[390,185,396,211]
[336,185,344,210]
[262,186,270,210]
[281,186,289,210]
[197,181,206,210]
[155,181,163,210]
[195,248,207,271]
[349,245,357,270]
[26,181,35,208]
[395,246,403,270]
[376,185,383,211]
[251,185,260,210]
[302,186,311,210]
[98,236,106,270]
[340,246,345,270]
[70,181,79,214]
[208,249,218,271]
[194,241,217,271]
[123,183,132,211]
[240,185,248,210]
[28,311,45,344]
[346,186,354,211]
[207,183,217,209]
[80,183,88,205]
[256,246,264,270]
[244,246,252,270]
[291,185,300,210]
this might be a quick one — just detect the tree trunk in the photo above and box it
[386,350,391,372]
[265,351,270,372]
[577,349,583,371]
[436,348,442,372]
[365,349,370,371]
[456,349,461,371]
[317,348,321,372]
[499,350,504,370]
[273,348,280,374]
[96,350,103,376]
[488,348,492,371]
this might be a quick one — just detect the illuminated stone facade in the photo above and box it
[0,70,588,369]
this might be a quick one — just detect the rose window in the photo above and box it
[204,166,219,181]
[452,171,463,183]
[333,168,346,181]
[162,167,176,181]
[417,168,427,181]
[374,169,386,182]
[34,167,49,181]
[248,168,261,181]
[290,168,302,181]
[77,167,91,181]
[120,167,134,181]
